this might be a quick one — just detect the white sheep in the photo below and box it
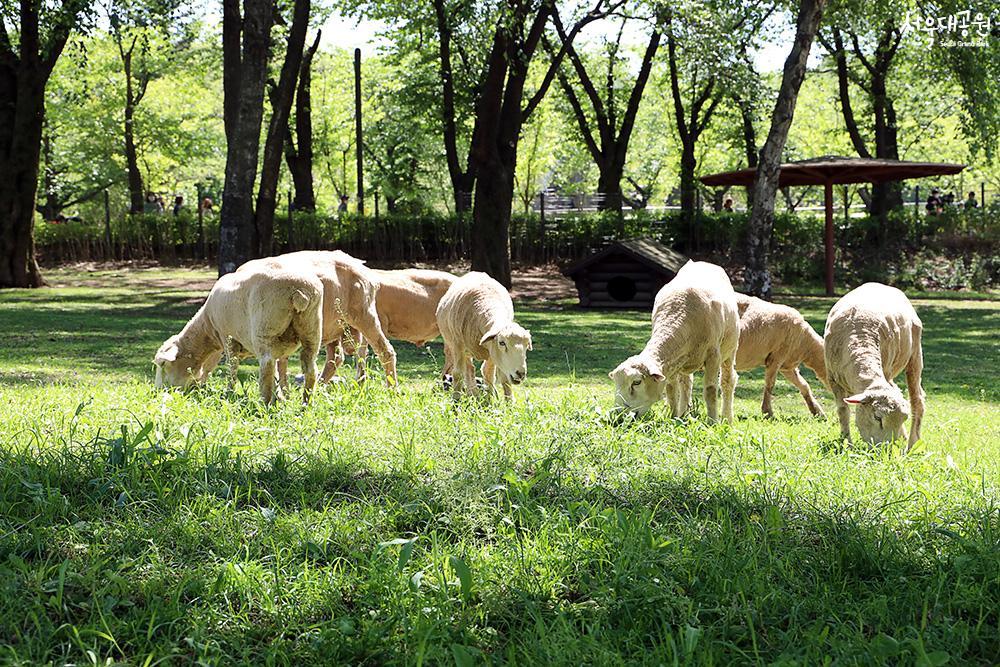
[320,268,458,383]
[735,293,828,417]
[824,282,925,450]
[153,263,323,405]
[436,271,532,399]
[609,261,739,422]
[249,251,398,389]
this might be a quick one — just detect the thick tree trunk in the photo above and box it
[678,141,698,219]
[254,0,309,257]
[597,157,624,213]
[219,0,275,276]
[471,155,515,287]
[0,82,46,287]
[744,0,827,299]
[284,31,321,212]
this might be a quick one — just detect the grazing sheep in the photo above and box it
[735,293,828,417]
[436,271,532,399]
[824,282,925,450]
[320,268,458,383]
[255,251,398,388]
[153,263,323,405]
[610,261,739,422]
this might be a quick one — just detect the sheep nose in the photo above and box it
[511,370,526,383]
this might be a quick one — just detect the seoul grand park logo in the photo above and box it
[902,9,997,48]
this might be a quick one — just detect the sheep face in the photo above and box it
[845,386,910,443]
[609,356,666,416]
[481,324,532,385]
[153,336,206,390]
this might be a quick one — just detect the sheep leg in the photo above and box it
[299,338,319,404]
[761,363,779,417]
[904,345,925,452]
[356,316,396,389]
[703,353,722,422]
[259,352,277,405]
[830,380,852,441]
[226,350,239,391]
[721,358,737,423]
[277,358,290,395]
[678,373,693,417]
[354,338,369,384]
[442,342,457,391]
[782,367,825,418]
[481,360,499,398]
[664,380,678,417]
[320,342,343,383]
[462,355,479,398]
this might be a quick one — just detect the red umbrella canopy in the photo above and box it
[700,156,965,188]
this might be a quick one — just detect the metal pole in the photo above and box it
[354,48,365,216]
[824,180,835,297]
[287,189,294,250]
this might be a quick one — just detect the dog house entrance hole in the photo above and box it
[607,275,637,302]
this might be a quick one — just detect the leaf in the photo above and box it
[449,555,473,601]
[378,536,419,572]
[918,651,951,667]
[451,643,478,667]
[871,633,899,658]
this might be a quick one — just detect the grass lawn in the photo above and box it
[1,264,998,665]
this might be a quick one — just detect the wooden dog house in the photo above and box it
[562,238,688,309]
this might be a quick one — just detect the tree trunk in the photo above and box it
[124,99,145,214]
[744,0,827,299]
[285,31,321,212]
[870,73,901,216]
[219,0,275,276]
[254,0,309,257]
[679,141,698,220]
[597,157,624,213]
[0,78,46,287]
[471,155,515,287]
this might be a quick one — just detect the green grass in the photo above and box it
[1,265,998,665]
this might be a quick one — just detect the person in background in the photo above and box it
[155,194,166,214]
[722,197,734,212]
[338,194,349,214]
[173,195,184,216]
[200,197,214,215]
[943,192,956,207]
[144,192,159,215]
[964,191,978,209]
[925,188,943,216]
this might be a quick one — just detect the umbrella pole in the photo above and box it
[824,180,835,296]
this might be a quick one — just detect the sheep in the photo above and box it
[319,268,458,384]
[609,261,739,422]
[436,271,532,399]
[253,251,398,389]
[735,293,828,417]
[824,282,925,450]
[153,263,323,405]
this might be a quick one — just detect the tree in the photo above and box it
[467,0,623,286]
[218,0,275,275]
[817,7,904,216]
[1,0,89,288]
[744,0,828,298]
[663,1,773,221]
[254,0,310,256]
[551,13,661,214]
[284,31,321,212]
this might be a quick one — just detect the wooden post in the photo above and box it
[354,48,365,215]
[914,185,920,220]
[824,180,835,297]
[103,189,113,259]
[843,185,849,223]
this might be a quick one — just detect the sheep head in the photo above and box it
[609,354,667,416]
[153,335,210,390]
[844,385,910,444]
[480,323,532,385]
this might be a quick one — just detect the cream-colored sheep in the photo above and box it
[824,282,925,450]
[251,251,398,388]
[735,293,828,417]
[320,268,458,383]
[153,263,323,405]
[436,271,532,399]
[610,261,739,422]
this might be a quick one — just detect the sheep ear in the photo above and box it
[843,393,867,405]
[526,330,533,351]
[480,326,502,346]
[155,344,179,363]
[608,370,615,379]
[649,371,666,382]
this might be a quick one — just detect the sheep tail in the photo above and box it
[291,288,314,312]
